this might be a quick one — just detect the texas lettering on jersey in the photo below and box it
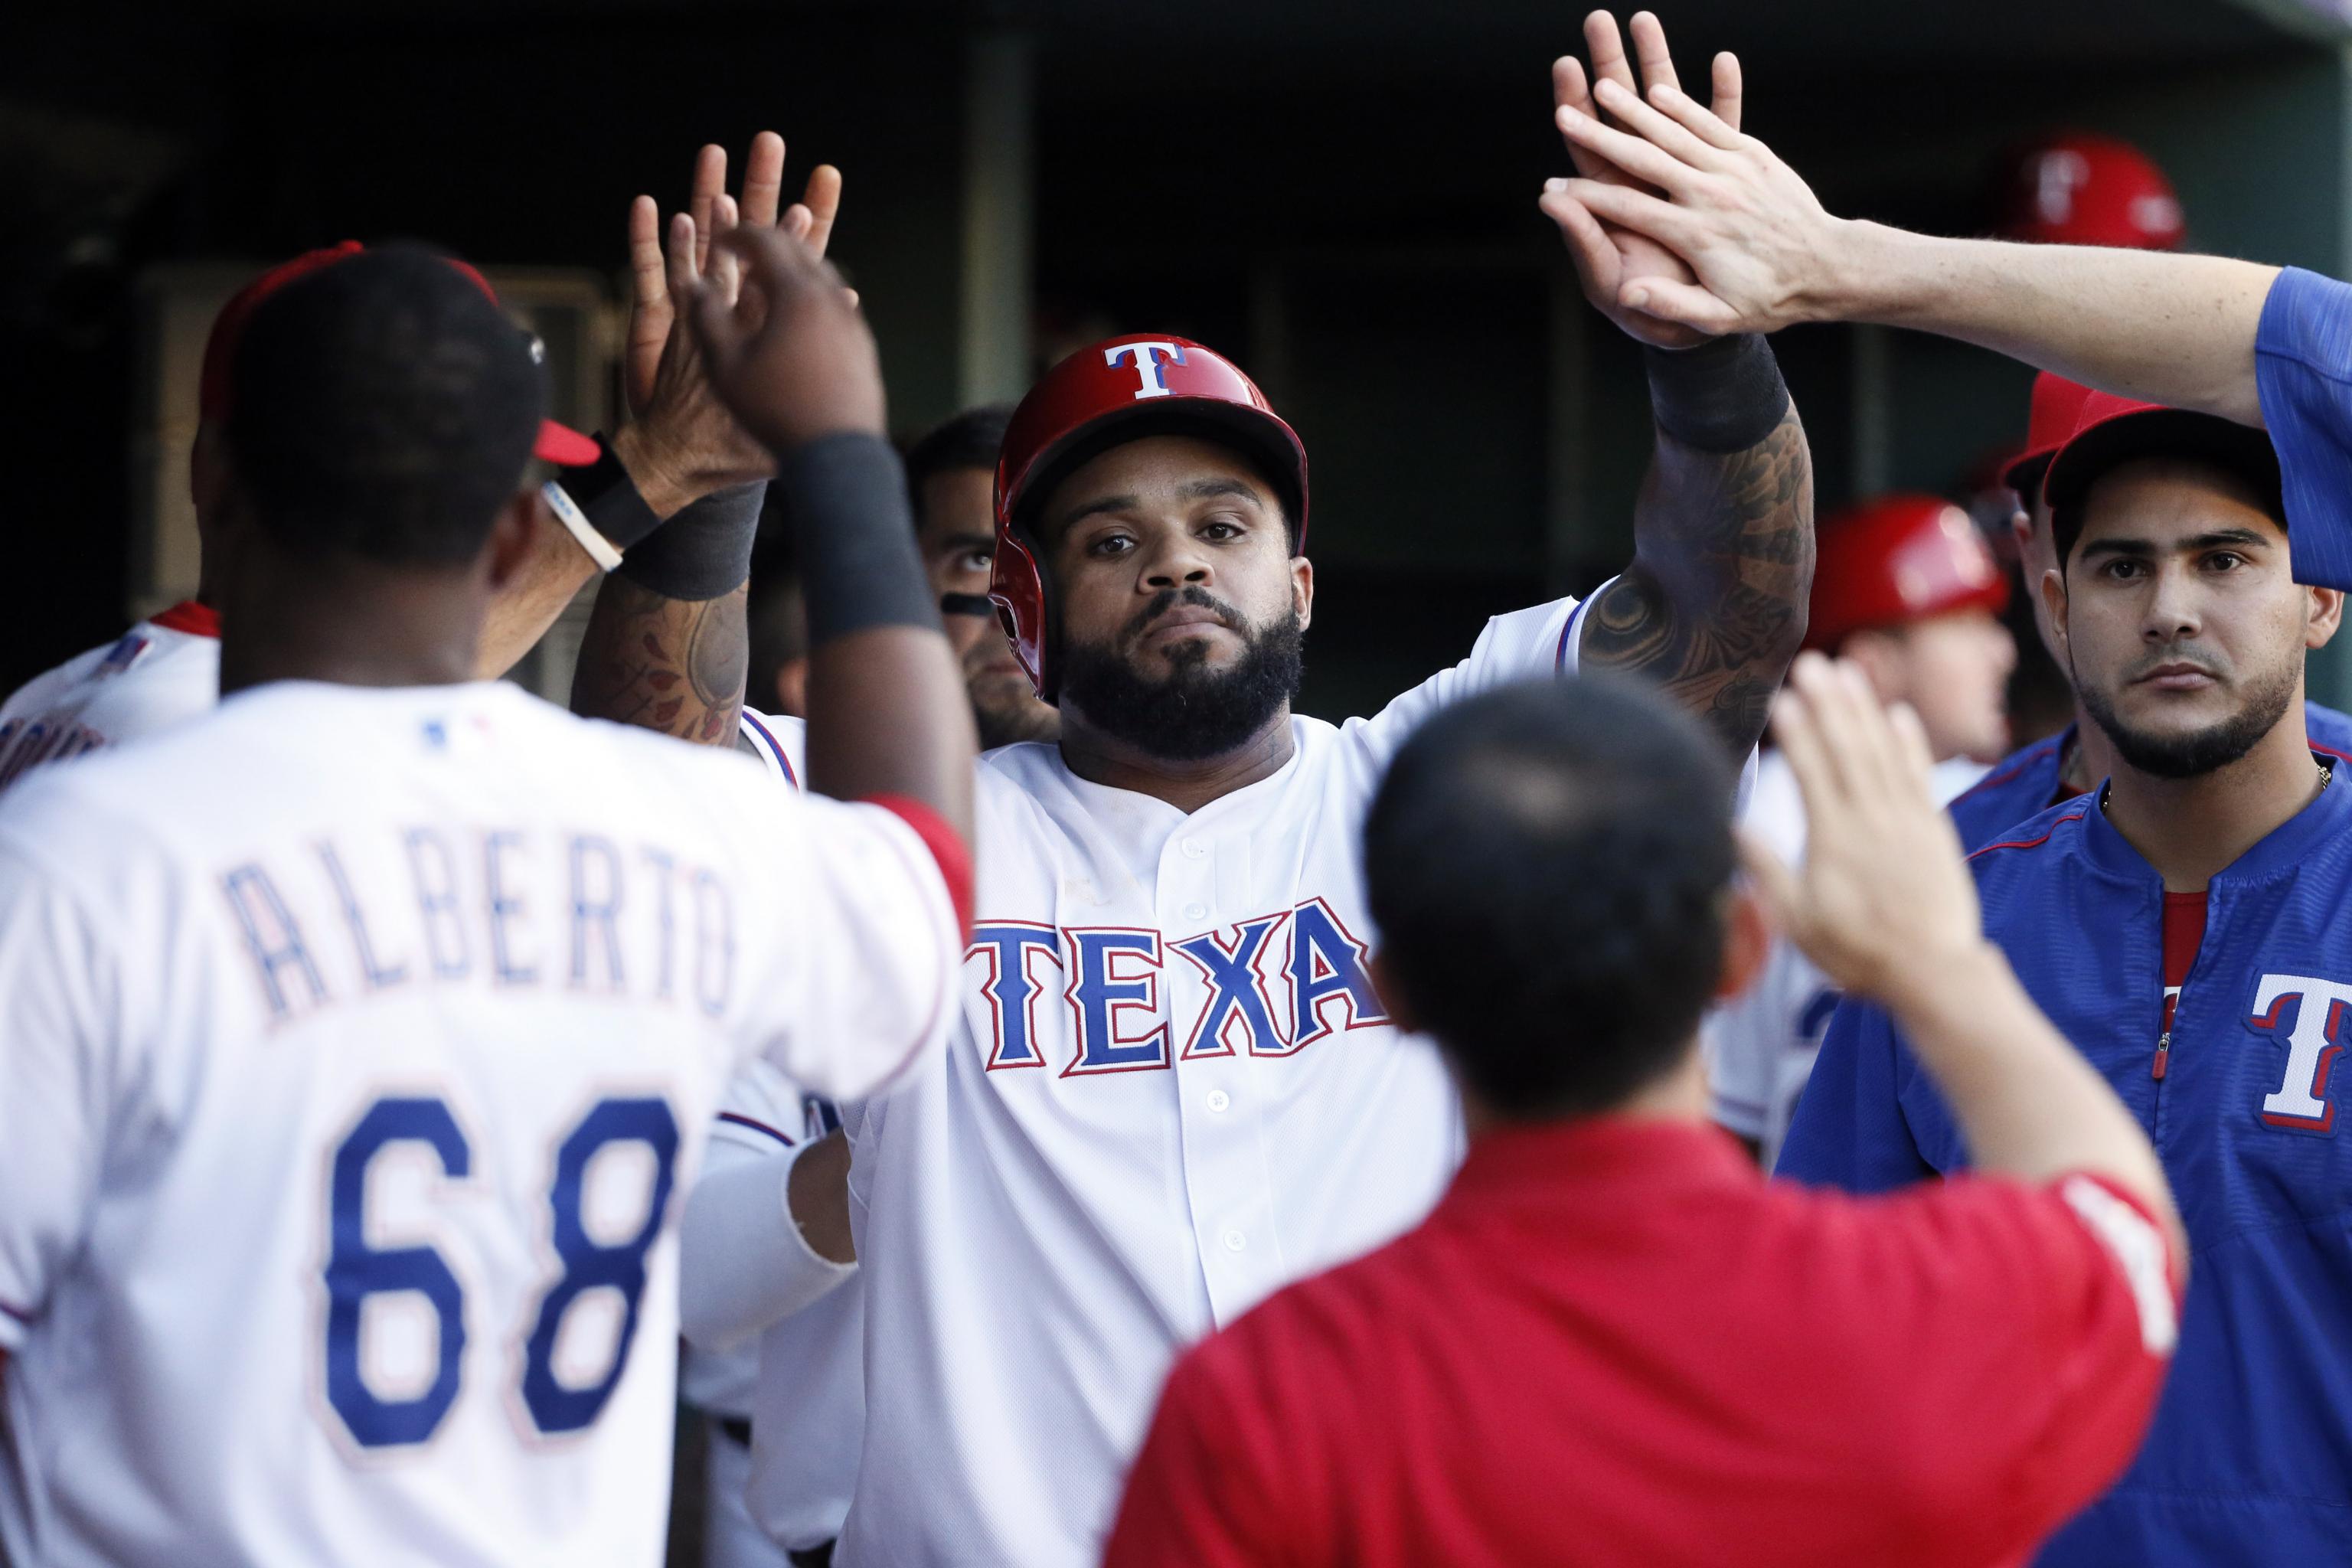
[969,897,1387,1075]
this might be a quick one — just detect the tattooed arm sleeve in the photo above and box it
[1579,402,1814,759]
[568,573,750,748]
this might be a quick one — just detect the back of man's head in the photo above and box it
[227,244,543,569]
[1364,678,1739,1119]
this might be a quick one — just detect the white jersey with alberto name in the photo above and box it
[0,679,960,1568]
[0,602,222,790]
[835,592,1648,1568]
[1704,748,1988,1166]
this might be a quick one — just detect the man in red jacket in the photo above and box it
[1105,656,2182,1568]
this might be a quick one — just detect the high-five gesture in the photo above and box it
[1543,11,1744,349]
[684,225,885,455]
[1741,654,1984,1008]
[1547,56,1840,340]
[1540,15,2280,433]
[612,134,848,514]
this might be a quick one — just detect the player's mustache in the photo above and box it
[1122,586,1243,646]
[2122,642,2227,684]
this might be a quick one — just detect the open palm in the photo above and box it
[1547,11,1741,350]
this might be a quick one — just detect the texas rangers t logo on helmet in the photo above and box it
[1106,341,1187,400]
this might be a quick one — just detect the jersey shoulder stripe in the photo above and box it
[716,1110,797,1148]
[740,709,799,788]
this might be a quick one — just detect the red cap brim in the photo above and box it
[535,420,599,467]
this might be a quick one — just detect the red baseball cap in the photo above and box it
[198,242,598,467]
[2001,371,2096,495]
[1998,133,2186,252]
[2041,390,2282,558]
[1803,494,2010,652]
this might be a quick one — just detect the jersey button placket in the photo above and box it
[1163,829,1281,1324]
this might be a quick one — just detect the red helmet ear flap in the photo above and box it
[988,522,1055,702]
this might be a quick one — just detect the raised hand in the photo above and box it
[1543,11,1743,350]
[684,224,884,456]
[1740,654,1986,1009]
[1544,41,1846,338]
[616,135,848,513]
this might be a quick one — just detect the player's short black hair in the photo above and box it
[1363,677,1739,1120]
[905,406,1013,524]
[227,243,543,568]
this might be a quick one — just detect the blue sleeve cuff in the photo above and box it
[2256,266,2352,591]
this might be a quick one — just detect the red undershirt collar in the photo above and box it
[149,600,220,639]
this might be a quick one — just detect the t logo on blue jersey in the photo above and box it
[2249,973,2352,1134]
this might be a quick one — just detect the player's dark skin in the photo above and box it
[1032,410,1810,815]
[571,133,841,754]
[215,496,542,697]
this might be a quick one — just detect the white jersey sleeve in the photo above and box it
[1345,582,1758,808]
[727,702,952,1101]
[1345,589,1603,762]
[679,1061,856,1353]
[0,613,221,794]
[0,844,125,1347]
[737,707,805,789]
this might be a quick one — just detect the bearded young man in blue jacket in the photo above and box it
[1946,371,2352,852]
[1528,32,2352,1554]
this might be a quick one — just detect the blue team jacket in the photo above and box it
[1785,263,2352,1564]
[1782,774,2352,1563]
[1948,704,2352,853]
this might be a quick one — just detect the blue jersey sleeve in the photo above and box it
[2256,267,2352,592]
[1772,997,1937,1191]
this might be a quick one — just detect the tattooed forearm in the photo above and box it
[1579,406,1814,758]
[570,573,750,747]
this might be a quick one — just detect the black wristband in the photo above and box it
[618,482,765,601]
[553,436,665,553]
[1642,334,1791,453]
[785,433,939,645]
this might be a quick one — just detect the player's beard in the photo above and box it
[1060,587,1305,763]
[2076,641,2298,779]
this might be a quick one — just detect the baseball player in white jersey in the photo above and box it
[1702,495,2013,1163]
[674,413,1052,1565]
[0,602,224,785]
[0,222,974,1568]
[684,1054,864,1564]
[0,145,841,797]
[682,703,861,1568]
[571,31,1811,1561]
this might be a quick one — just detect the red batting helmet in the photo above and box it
[1805,494,2011,652]
[988,335,1309,701]
[1998,133,2185,252]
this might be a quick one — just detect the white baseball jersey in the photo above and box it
[711,1061,866,1552]
[0,601,221,790]
[832,592,1649,1568]
[1704,750,1988,1166]
[0,677,961,1568]
[681,716,867,1555]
